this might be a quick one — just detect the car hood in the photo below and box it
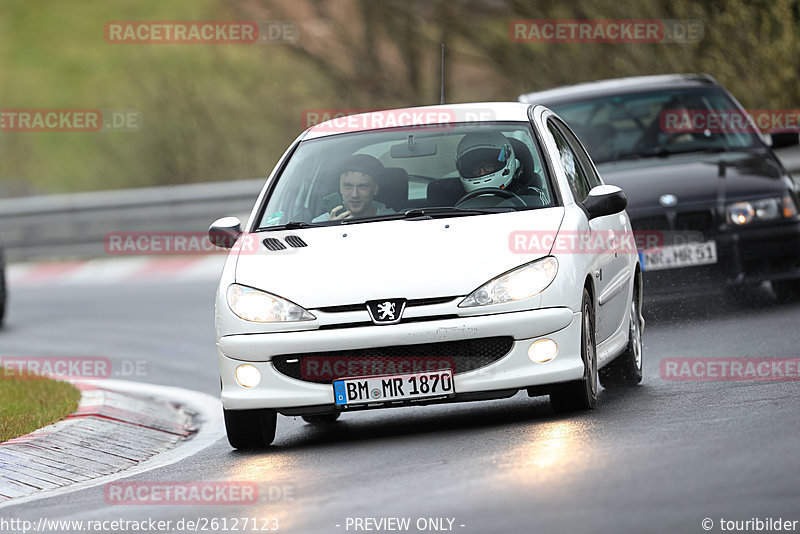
[234,208,564,308]
[597,151,786,214]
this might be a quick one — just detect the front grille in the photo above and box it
[317,315,460,330]
[675,210,715,233]
[271,336,514,384]
[632,209,717,245]
[317,296,456,314]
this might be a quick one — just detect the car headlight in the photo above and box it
[227,284,315,322]
[459,256,558,308]
[727,194,796,225]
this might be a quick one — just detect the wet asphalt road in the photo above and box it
[1,277,799,534]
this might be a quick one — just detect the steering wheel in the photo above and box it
[455,187,526,208]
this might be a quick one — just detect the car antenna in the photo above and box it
[439,42,445,105]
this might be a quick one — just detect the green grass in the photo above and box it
[0,0,330,195]
[0,370,81,443]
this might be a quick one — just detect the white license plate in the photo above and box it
[641,241,718,271]
[334,369,455,407]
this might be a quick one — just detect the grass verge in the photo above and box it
[0,369,81,442]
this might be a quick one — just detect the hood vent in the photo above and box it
[262,238,287,251]
[285,235,308,248]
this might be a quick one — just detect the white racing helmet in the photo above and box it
[455,131,518,192]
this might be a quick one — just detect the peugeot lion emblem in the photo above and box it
[659,194,678,207]
[366,298,407,325]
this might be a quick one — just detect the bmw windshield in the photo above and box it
[549,87,763,164]
[256,122,556,230]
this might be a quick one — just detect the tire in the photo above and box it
[302,413,341,425]
[224,408,277,449]
[772,279,800,303]
[600,280,643,388]
[550,288,598,412]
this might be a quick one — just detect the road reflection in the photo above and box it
[493,419,597,490]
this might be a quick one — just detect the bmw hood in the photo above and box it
[597,150,787,213]
[234,208,564,308]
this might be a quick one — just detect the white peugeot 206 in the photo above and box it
[209,102,644,448]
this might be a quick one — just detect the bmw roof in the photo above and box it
[518,73,719,106]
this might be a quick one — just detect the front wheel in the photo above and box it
[550,288,598,412]
[224,408,277,449]
[599,281,643,388]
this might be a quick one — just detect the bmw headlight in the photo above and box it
[727,194,797,225]
[227,284,315,322]
[459,256,558,308]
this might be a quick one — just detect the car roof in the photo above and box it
[304,102,535,139]
[518,73,719,106]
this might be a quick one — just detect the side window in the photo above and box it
[547,120,591,202]
[555,120,603,189]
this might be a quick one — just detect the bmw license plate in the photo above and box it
[641,241,718,271]
[334,369,455,407]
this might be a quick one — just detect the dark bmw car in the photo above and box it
[520,74,800,299]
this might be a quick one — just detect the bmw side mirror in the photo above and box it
[209,217,243,249]
[584,185,627,219]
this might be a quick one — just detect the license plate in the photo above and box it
[333,369,455,407]
[641,241,718,271]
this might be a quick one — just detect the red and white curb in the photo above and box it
[0,380,224,508]
[7,256,227,287]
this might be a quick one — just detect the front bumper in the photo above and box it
[218,306,583,411]
[642,219,800,294]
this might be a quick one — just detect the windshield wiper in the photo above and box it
[256,221,324,232]
[699,145,765,154]
[402,206,516,217]
[337,207,515,225]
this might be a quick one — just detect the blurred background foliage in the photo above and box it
[1,0,799,195]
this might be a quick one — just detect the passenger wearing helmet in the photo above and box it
[455,131,548,204]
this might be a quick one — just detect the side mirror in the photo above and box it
[208,217,242,249]
[583,185,627,219]
[769,132,799,149]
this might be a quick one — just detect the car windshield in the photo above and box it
[256,122,555,229]
[549,87,762,164]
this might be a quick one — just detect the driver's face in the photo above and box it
[339,171,378,216]
[467,159,503,178]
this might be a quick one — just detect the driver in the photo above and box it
[313,154,396,222]
[455,131,548,204]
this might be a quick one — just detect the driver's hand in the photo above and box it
[329,205,352,220]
